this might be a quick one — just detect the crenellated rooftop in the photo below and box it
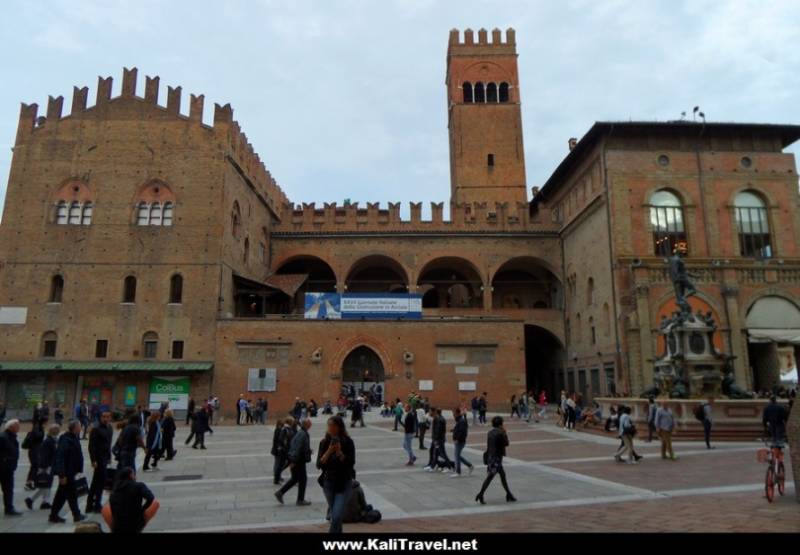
[14,67,289,217]
[447,27,517,55]
[274,200,557,234]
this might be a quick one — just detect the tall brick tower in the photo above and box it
[446,28,527,205]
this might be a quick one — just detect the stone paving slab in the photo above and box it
[1,413,797,533]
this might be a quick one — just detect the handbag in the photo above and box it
[35,469,53,489]
[103,466,117,490]
[74,475,89,497]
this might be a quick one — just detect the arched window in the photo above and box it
[123,275,137,303]
[649,190,686,256]
[499,82,509,102]
[56,201,68,224]
[734,191,771,258]
[462,82,473,103]
[474,82,485,103]
[142,331,158,358]
[149,202,162,226]
[49,275,64,303]
[232,202,242,239]
[169,274,183,304]
[81,202,93,225]
[486,82,498,103]
[587,277,594,306]
[68,201,82,225]
[162,202,174,226]
[42,332,58,358]
[135,182,175,226]
[137,202,149,225]
[243,237,250,265]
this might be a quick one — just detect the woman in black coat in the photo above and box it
[161,409,177,461]
[24,423,58,510]
[23,420,45,490]
[475,416,516,504]
[317,416,356,534]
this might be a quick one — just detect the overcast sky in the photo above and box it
[1,0,798,219]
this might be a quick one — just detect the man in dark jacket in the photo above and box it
[87,411,113,514]
[428,409,454,471]
[275,418,312,506]
[76,400,89,439]
[104,467,159,533]
[49,419,86,523]
[116,416,145,472]
[451,408,473,476]
[0,419,22,515]
[192,407,212,449]
[402,404,417,465]
[350,397,364,428]
[186,398,195,425]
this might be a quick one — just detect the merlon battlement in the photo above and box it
[14,67,289,215]
[274,201,555,233]
[448,28,516,52]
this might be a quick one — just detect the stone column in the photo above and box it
[483,286,493,311]
[633,283,652,395]
[722,285,749,389]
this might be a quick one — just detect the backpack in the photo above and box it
[363,509,382,524]
[693,404,705,422]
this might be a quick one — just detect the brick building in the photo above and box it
[1,28,798,420]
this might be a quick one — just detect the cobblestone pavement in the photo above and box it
[1,411,796,533]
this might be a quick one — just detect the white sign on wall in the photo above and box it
[418,380,434,391]
[455,366,479,374]
[458,381,477,391]
[0,307,27,325]
[248,368,277,392]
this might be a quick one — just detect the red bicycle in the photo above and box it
[757,439,786,503]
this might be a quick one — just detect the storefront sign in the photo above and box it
[148,376,190,410]
[305,293,422,320]
[124,386,137,407]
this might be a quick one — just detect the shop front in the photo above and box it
[0,361,213,421]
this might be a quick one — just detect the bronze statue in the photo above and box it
[668,243,697,314]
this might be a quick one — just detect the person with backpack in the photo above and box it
[614,406,638,464]
[475,416,515,504]
[275,418,312,506]
[645,397,658,442]
[401,404,417,466]
[451,408,473,477]
[22,418,46,491]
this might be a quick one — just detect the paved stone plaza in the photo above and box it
[1,411,797,533]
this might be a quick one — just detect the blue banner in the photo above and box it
[304,293,422,320]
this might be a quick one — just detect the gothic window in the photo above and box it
[49,275,64,303]
[81,202,93,225]
[462,82,473,103]
[149,202,162,226]
[123,275,137,303]
[162,202,174,226]
[486,82,498,102]
[169,274,183,304]
[232,202,242,239]
[499,82,509,102]
[649,190,686,256]
[55,201,68,224]
[68,201,81,225]
[135,182,176,226]
[474,82,485,103]
[734,191,771,258]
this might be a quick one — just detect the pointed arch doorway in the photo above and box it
[341,346,386,404]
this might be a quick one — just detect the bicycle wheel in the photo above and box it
[765,466,775,503]
[777,462,786,496]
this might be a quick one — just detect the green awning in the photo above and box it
[0,360,213,372]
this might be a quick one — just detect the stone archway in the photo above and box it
[340,345,387,404]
